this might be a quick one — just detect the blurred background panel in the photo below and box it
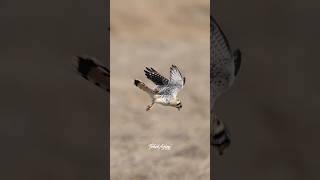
[0,0,108,179]
[212,0,320,179]
[110,0,210,179]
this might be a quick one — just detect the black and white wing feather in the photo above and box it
[169,65,186,89]
[75,56,110,92]
[211,17,232,62]
[211,16,241,105]
[161,65,185,98]
[144,67,169,85]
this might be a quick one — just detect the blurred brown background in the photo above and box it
[213,0,320,179]
[110,0,210,179]
[0,0,108,179]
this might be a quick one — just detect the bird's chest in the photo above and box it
[154,95,173,105]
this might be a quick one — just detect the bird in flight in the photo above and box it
[211,16,242,155]
[134,65,186,111]
[74,56,110,92]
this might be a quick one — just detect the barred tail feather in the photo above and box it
[134,79,154,96]
[75,56,110,92]
[211,115,231,155]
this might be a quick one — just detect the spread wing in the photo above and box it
[211,16,233,62]
[211,16,242,78]
[211,16,241,104]
[169,65,185,91]
[144,67,169,85]
[75,56,110,92]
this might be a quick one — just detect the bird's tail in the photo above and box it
[74,56,110,92]
[211,115,231,155]
[134,79,154,96]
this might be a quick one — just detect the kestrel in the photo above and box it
[134,65,186,111]
[211,16,242,155]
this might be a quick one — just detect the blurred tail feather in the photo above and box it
[134,79,154,96]
[75,56,110,92]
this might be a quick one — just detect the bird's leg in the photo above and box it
[146,101,155,111]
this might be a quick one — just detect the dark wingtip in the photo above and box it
[75,56,97,75]
[134,79,139,86]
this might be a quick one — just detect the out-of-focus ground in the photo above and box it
[110,0,210,179]
[0,1,108,179]
[213,0,320,179]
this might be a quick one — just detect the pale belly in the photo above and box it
[153,95,175,106]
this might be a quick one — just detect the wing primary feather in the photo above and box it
[169,65,185,87]
[144,67,169,85]
[211,16,232,53]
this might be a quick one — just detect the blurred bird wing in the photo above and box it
[211,16,233,62]
[211,16,242,102]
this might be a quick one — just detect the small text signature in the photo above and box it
[148,143,172,151]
